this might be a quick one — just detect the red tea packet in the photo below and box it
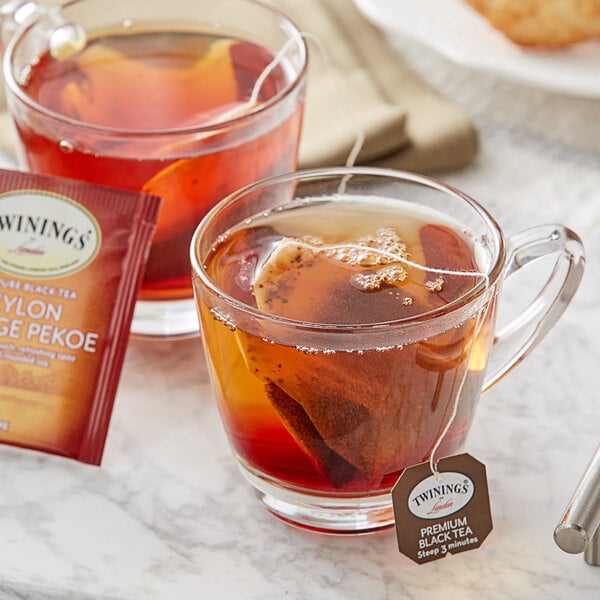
[0,168,161,464]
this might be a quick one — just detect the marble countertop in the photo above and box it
[1,18,600,600]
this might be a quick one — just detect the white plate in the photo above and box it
[354,0,600,98]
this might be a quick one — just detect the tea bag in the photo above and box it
[252,227,427,323]
[52,38,239,129]
[264,381,360,487]
[242,225,480,482]
[140,39,300,286]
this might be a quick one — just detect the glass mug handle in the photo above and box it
[0,2,86,60]
[0,1,42,49]
[482,224,585,392]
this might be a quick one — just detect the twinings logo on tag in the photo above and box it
[392,453,493,564]
[408,471,475,519]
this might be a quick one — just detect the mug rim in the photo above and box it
[190,166,507,333]
[3,0,308,137]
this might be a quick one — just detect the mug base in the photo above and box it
[130,298,200,340]
[240,466,396,535]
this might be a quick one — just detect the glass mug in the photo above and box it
[1,0,307,338]
[191,167,585,534]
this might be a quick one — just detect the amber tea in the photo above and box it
[197,197,497,497]
[14,30,302,300]
[5,0,307,337]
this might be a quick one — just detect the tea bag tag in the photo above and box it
[391,453,493,564]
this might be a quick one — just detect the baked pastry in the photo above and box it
[466,0,600,47]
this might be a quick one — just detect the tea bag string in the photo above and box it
[247,36,298,106]
[250,34,489,480]
[185,28,368,163]
[292,31,366,171]
[428,287,491,480]
[249,28,365,193]
[185,36,300,127]
[289,239,488,281]
[291,238,491,480]
[305,32,367,192]
[239,29,366,177]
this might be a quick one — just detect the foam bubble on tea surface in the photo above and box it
[252,226,421,324]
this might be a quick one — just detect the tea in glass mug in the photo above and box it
[2,0,307,338]
[191,167,584,533]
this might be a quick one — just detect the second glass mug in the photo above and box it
[191,167,585,534]
[0,0,308,338]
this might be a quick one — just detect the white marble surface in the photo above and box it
[1,19,600,600]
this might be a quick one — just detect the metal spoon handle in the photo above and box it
[554,444,600,565]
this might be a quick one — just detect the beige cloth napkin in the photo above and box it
[269,0,478,172]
